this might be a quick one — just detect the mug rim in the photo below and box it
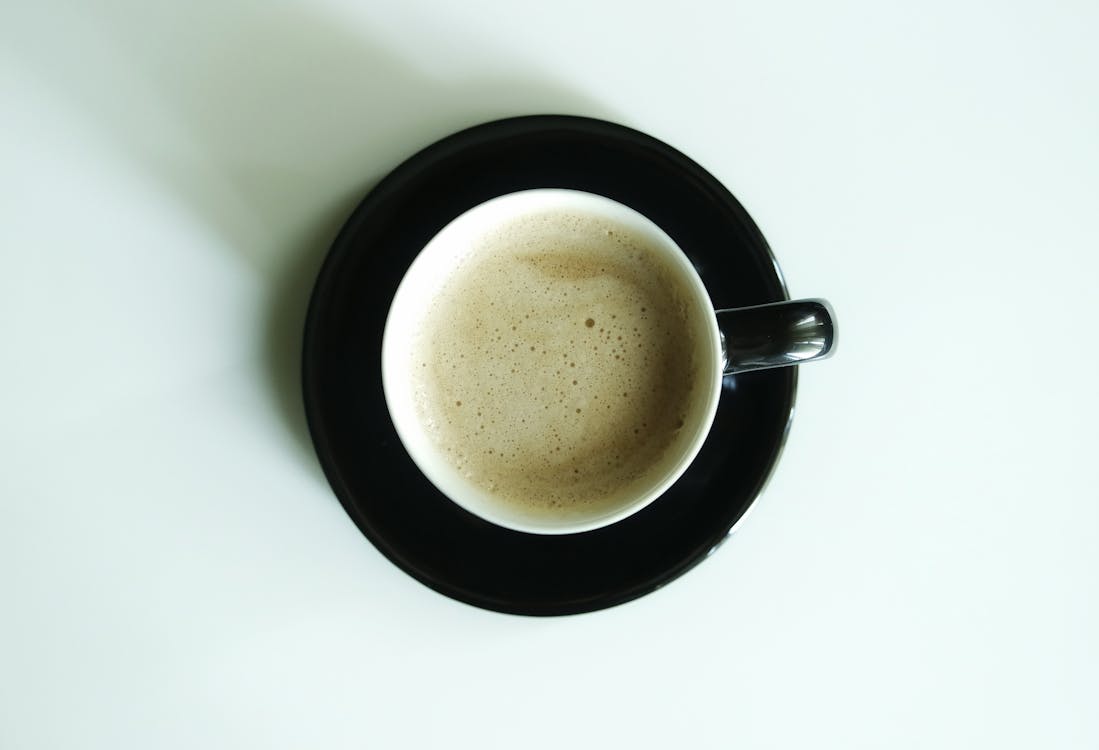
[381,188,724,534]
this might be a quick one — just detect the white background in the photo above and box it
[2,0,1096,747]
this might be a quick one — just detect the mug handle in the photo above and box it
[717,299,837,374]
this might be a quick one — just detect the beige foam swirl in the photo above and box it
[411,209,708,520]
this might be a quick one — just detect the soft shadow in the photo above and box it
[6,1,616,464]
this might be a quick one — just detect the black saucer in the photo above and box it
[302,115,796,616]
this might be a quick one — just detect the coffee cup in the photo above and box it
[381,188,834,535]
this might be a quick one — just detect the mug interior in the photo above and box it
[381,189,722,534]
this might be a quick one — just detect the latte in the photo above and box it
[408,208,713,523]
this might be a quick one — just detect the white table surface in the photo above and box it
[3,1,1097,747]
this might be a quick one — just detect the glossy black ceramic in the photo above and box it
[302,115,796,615]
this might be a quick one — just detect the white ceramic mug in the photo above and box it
[382,189,833,534]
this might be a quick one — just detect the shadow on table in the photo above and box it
[5,0,616,471]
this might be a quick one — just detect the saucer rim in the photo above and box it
[302,114,797,616]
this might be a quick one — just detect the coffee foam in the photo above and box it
[410,209,709,521]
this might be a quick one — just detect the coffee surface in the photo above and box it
[411,209,708,520]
